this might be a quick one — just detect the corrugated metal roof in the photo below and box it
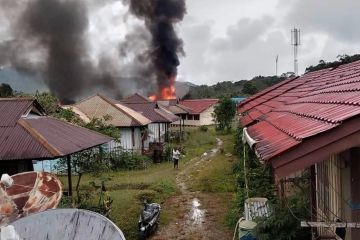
[179,99,219,114]
[122,102,179,123]
[0,99,34,127]
[73,94,151,127]
[122,93,150,103]
[24,117,112,157]
[0,98,112,161]
[242,60,360,165]
[238,69,331,126]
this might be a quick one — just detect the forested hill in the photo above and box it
[184,75,285,99]
[306,54,360,72]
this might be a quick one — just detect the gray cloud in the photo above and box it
[212,16,274,52]
[285,0,360,43]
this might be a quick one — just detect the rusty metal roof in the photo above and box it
[122,93,150,103]
[240,60,360,175]
[73,94,151,127]
[123,102,179,123]
[0,98,112,161]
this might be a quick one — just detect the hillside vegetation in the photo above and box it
[184,75,285,99]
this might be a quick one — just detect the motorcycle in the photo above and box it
[138,202,161,239]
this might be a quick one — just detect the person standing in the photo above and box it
[172,147,180,169]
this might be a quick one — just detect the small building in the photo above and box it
[231,97,246,106]
[68,94,151,153]
[121,94,179,146]
[0,98,112,195]
[179,99,219,126]
[238,60,360,240]
[157,98,218,127]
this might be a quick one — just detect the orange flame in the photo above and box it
[148,76,177,101]
[149,95,157,101]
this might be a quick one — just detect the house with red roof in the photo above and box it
[179,99,219,126]
[158,98,219,126]
[238,59,360,239]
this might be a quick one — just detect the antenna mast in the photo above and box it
[276,54,279,76]
[291,28,301,76]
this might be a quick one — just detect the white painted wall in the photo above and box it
[148,123,167,143]
[107,127,143,152]
[200,105,216,125]
[172,105,217,126]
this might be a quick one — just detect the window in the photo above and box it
[187,114,194,120]
[181,114,186,120]
[194,114,200,120]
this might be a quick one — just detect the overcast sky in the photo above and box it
[177,0,360,85]
[2,0,360,87]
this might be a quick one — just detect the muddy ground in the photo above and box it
[151,138,233,240]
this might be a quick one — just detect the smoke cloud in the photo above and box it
[0,0,186,102]
[123,0,186,96]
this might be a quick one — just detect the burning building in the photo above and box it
[0,0,187,103]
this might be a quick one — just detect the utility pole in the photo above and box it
[276,54,279,76]
[291,28,301,76]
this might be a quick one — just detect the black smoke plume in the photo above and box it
[0,0,121,103]
[124,0,186,96]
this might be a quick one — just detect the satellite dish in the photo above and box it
[0,172,62,226]
[1,209,126,240]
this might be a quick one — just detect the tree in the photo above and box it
[242,81,259,95]
[35,91,59,114]
[0,83,14,97]
[213,96,236,131]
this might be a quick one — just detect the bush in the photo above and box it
[137,190,157,203]
[199,125,208,132]
[110,150,152,170]
[229,125,311,239]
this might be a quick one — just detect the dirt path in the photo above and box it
[151,138,233,240]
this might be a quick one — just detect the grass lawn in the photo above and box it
[59,127,219,240]
[186,131,237,227]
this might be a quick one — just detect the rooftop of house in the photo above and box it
[122,93,150,104]
[117,94,180,123]
[71,94,151,127]
[238,59,360,177]
[179,99,219,114]
[0,98,112,161]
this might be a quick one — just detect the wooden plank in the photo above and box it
[301,221,360,228]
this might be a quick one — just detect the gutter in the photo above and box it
[242,127,258,148]
[242,127,262,160]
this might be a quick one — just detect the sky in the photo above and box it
[1,0,360,89]
[177,0,360,85]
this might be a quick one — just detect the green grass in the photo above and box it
[59,127,218,240]
[188,133,236,193]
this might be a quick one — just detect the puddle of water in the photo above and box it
[190,198,205,225]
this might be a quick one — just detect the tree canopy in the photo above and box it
[184,75,285,99]
[213,96,236,131]
[306,54,360,72]
[0,83,13,97]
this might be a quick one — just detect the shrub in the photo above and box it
[199,125,208,132]
[137,190,157,203]
[110,150,152,170]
